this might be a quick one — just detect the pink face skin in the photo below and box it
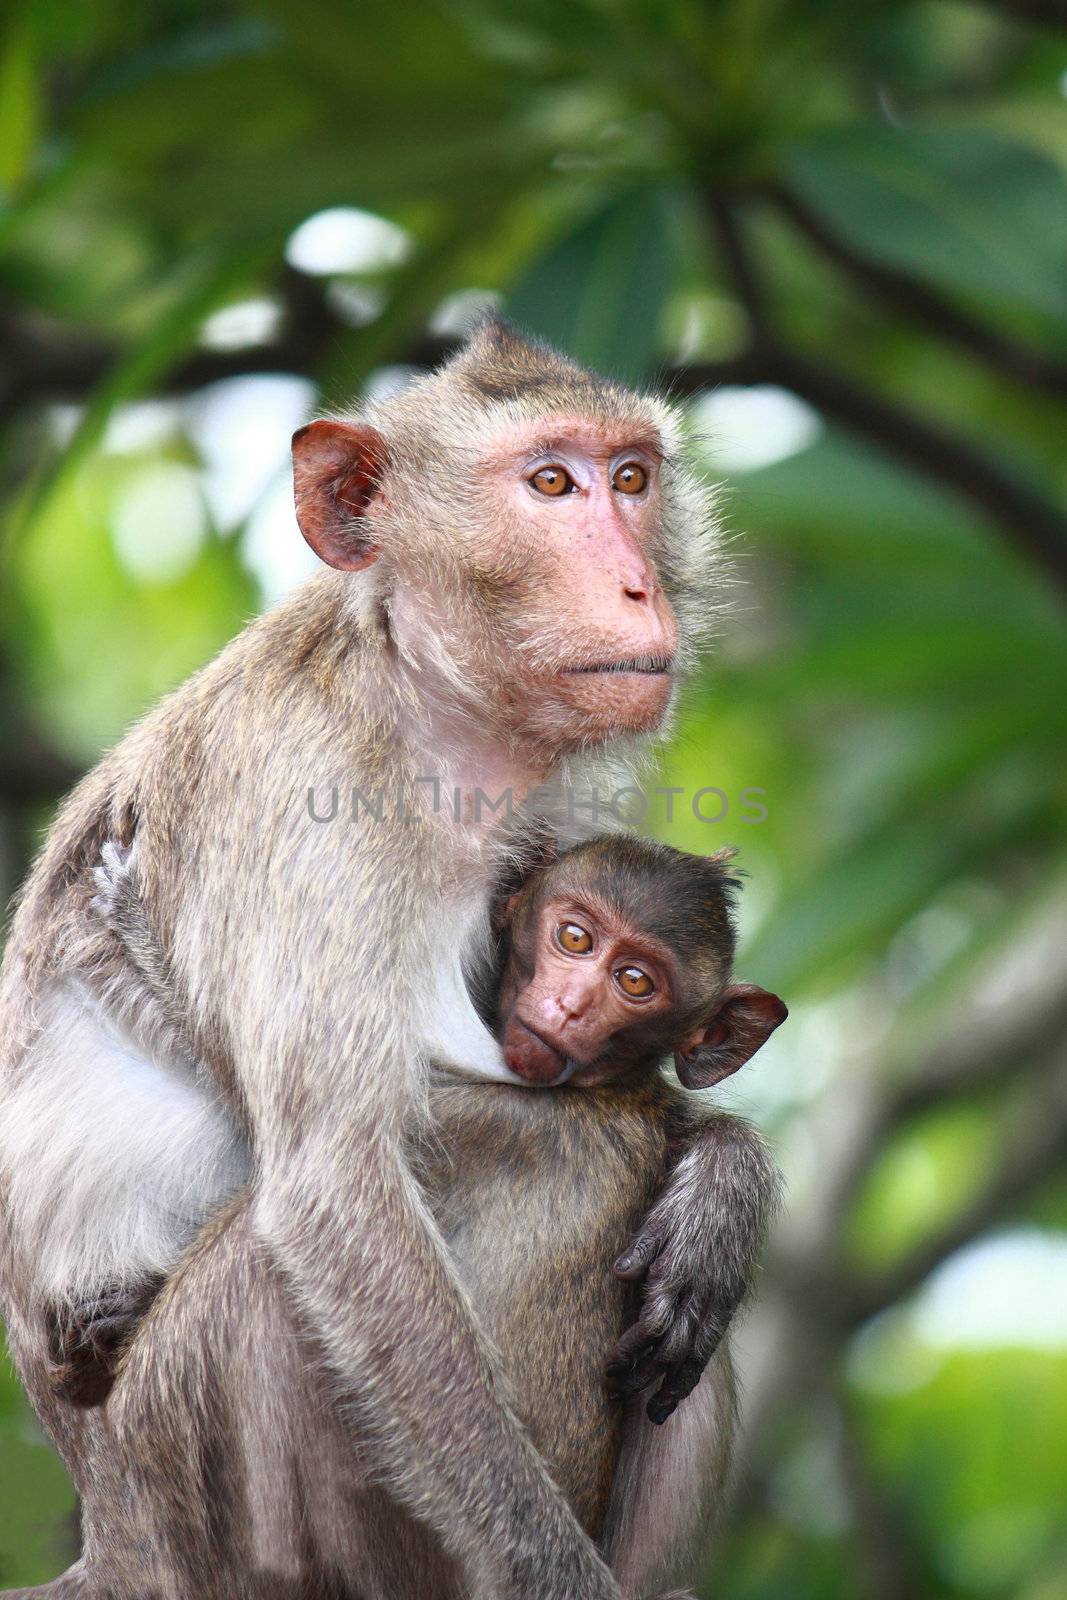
[499,895,684,1087]
[481,420,679,745]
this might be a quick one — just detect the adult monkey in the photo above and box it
[0,319,723,1599]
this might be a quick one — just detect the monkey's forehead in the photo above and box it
[339,314,688,460]
[475,414,667,464]
[372,392,685,473]
[457,379,679,439]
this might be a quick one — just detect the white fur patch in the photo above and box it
[421,892,529,1086]
[0,980,248,1302]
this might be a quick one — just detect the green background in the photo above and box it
[2,2,1066,1595]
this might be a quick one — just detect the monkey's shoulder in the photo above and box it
[4,580,416,1003]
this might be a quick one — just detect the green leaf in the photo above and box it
[844,1101,1002,1272]
[505,186,681,381]
[784,125,1067,323]
[12,452,257,761]
[0,20,40,193]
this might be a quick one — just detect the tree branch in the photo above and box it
[0,268,348,433]
[765,920,1067,1322]
[845,1046,1067,1325]
[706,192,772,334]
[975,0,1067,26]
[0,269,463,431]
[768,182,1067,401]
[836,1391,921,1600]
[0,744,81,808]
[670,346,1067,595]
[0,665,82,808]
[888,990,1067,1121]
[823,935,1067,1220]
[685,192,1067,595]
[728,1026,1067,1535]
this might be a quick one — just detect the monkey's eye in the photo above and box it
[611,462,647,495]
[614,965,654,999]
[556,922,593,954]
[529,465,576,497]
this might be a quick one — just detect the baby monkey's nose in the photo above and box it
[546,988,587,1028]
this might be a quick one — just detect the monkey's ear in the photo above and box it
[675,983,787,1091]
[292,420,388,571]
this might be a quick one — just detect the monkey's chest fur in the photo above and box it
[418,1074,671,1538]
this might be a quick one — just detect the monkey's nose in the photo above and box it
[545,991,584,1028]
[618,554,658,605]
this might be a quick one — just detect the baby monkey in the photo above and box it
[422,834,786,1572]
[53,833,785,1586]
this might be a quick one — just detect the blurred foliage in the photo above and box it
[2,0,1067,1595]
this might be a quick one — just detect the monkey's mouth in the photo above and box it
[503,1015,576,1086]
[551,651,675,736]
[562,654,674,677]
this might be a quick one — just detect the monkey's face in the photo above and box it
[499,886,786,1093]
[293,403,693,760]
[468,416,681,751]
[498,893,680,1086]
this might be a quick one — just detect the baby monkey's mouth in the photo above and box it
[563,654,674,677]
[502,1015,578,1087]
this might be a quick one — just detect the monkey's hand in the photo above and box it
[606,1119,781,1425]
[45,1275,164,1409]
[605,1203,730,1427]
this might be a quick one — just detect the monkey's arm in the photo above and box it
[607,1106,782,1424]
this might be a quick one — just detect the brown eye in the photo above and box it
[612,462,647,495]
[530,465,575,497]
[615,965,654,999]
[557,922,593,954]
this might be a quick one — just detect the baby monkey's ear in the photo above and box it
[675,983,788,1091]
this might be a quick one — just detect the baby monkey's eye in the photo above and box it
[529,465,576,497]
[614,965,654,999]
[556,922,593,954]
[611,462,647,495]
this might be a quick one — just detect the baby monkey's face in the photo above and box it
[494,842,787,1092]
[498,893,693,1088]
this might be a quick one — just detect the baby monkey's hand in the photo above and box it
[606,1117,781,1425]
[606,1198,732,1426]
